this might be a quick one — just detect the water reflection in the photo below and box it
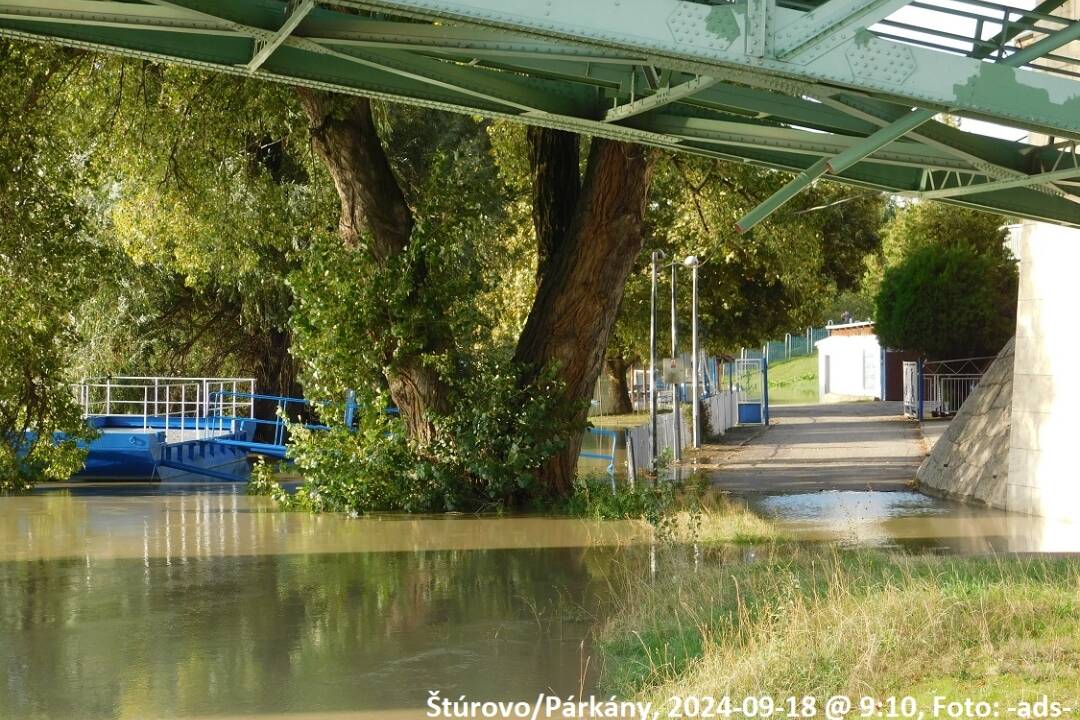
[0,487,652,719]
[0,486,648,563]
[747,490,1080,553]
[2,484,1077,719]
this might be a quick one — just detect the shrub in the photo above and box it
[875,243,1017,359]
[280,357,579,513]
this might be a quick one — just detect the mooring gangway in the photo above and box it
[72,377,626,483]
[74,376,259,481]
[72,377,372,481]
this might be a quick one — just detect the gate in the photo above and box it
[903,357,994,420]
[734,358,768,425]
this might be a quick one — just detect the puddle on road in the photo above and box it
[746,490,1080,553]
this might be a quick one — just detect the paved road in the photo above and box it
[701,402,927,493]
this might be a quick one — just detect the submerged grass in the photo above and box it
[568,473,785,546]
[599,544,1080,708]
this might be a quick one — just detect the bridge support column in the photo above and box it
[1007,222,1080,521]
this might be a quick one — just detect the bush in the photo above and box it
[280,357,579,513]
[875,243,1017,359]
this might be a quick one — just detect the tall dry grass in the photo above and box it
[600,547,1080,706]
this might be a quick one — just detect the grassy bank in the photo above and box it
[768,354,819,405]
[599,514,1080,708]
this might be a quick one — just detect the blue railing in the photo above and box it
[580,427,618,484]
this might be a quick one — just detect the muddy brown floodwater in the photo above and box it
[1,483,1076,720]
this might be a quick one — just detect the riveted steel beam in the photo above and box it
[344,0,1080,139]
[774,0,913,61]
[287,39,596,116]
[0,0,240,35]
[303,17,644,64]
[246,0,315,72]
[821,93,1072,197]
[0,0,1077,228]
[969,0,1071,60]
[627,114,978,171]
[737,16,1080,232]
[736,158,830,233]
[605,75,717,122]
[919,163,1080,199]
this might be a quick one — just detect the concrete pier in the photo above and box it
[1006,223,1080,520]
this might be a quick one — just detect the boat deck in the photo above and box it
[98,427,235,444]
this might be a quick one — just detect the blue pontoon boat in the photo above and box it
[72,376,261,482]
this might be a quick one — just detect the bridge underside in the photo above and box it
[0,0,1078,226]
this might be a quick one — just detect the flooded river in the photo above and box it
[1,483,1076,719]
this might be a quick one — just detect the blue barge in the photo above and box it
[73,377,261,482]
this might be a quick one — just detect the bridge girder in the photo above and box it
[0,0,1077,227]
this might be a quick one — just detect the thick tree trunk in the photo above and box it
[252,326,302,443]
[527,127,580,282]
[296,89,448,444]
[515,137,656,496]
[604,354,635,416]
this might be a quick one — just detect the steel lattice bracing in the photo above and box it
[1,0,1078,227]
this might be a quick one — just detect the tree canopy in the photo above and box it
[0,44,96,488]
[873,202,1017,359]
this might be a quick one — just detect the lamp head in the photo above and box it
[683,255,700,267]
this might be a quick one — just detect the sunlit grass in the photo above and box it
[599,546,1080,708]
[768,354,819,405]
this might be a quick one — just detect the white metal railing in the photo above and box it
[902,357,995,420]
[74,376,256,441]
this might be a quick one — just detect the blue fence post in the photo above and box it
[344,389,357,428]
[763,356,770,426]
[916,358,925,422]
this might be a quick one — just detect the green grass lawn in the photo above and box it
[768,353,819,405]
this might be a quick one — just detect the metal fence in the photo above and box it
[740,326,829,364]
[902,357,996,420]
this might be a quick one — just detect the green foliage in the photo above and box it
[0,42,95,489]
[566,472,741,544]
[566,475,678,526]
[283,359,578,513]
[245,457,306,507]
[875,243,1018,359]
[610,155,887,365]
[68,61,330,391]
[863,200,1009,300]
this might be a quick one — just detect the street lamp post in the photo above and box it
[671,261,681,463]
[649,251,663,468]
[684,256,701,448]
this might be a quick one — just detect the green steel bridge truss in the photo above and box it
[1,0,1079,228]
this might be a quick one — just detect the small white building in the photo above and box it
[816,321,882,402]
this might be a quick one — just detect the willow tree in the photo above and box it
[0,42,94,488]
[69,64,330,411]
[297,92,655,494]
